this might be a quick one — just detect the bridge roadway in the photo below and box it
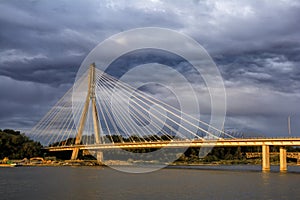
[46,137,300,172]
[47,137,300,151]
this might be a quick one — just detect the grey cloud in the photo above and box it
[0,0,299,136]
[219,53,300,94]
[0,75,70,129]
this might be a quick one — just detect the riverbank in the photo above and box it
[1,158,299,167]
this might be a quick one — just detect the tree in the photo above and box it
[0,129,43,159]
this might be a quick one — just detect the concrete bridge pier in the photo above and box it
[71,148,79,160]
[279,146,287,172]
[262,145,270,171]
[96,151,104,163]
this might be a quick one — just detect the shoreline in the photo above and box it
[1,159,299,168]
[2,163,300,174]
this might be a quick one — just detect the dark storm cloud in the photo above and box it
[0,0,183,131]
[0,54,81,87]
[0,0,299,136]
[0,0,182,85]
[218,53,300,93]
[0,74,70,130]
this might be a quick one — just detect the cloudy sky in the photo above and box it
[0,0,299,137]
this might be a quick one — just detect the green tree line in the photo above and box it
[0,129,43,159]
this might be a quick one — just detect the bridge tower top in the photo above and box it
[89,63,96,99]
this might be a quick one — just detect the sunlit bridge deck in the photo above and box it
[46,137,300,151]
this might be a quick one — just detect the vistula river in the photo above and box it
[0,165,299,200]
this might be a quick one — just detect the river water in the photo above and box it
[0,165,299,200]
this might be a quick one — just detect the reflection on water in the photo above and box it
[0,165,299,200]
[261,172,271,186]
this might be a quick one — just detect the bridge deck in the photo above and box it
[46,137,300,151]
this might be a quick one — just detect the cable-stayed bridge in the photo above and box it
[29,63,300,172]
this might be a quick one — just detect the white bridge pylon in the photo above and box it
[29,63,235,159]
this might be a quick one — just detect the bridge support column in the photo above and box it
[96,151,104,163]
[71,148,80,160]
[280,147,287,172]
[262,145,270,171]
